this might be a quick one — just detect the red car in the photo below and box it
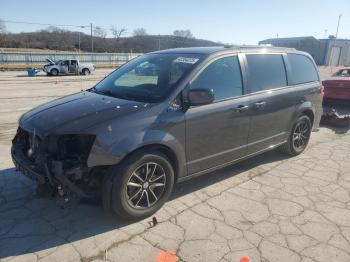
[322,68,350,100]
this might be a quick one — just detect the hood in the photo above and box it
[45,58,55,65]
[20,91,150,136]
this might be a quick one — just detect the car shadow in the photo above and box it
[320,124,350,134]
[0,150,288,259]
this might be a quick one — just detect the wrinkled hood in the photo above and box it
[20,91,149,136]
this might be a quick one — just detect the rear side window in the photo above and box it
[246,54,287,93]
[288,54,319,85]
[190,56,243,102]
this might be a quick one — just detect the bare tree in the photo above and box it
[110,26,127,39]
[110,26,127,52]
[93,26,107,39]
[173,29,194,39]
[0,19,7,46]
[133,28,147,36]
[44,26,65,33]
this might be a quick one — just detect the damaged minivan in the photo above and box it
[12,46,323,219]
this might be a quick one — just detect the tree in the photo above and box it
[173,29,194,39]
[110,26,127,52]
[0,19,7,46]
[133,28,147,36]
[110,26,127,39]
[93,26,107,39]
[44,26,65,33]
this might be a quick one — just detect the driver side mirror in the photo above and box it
[186,88,214,106]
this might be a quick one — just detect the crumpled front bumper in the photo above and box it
[11,140,89,198]
[11,144,46,184]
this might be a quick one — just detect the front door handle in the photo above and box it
[234,105,249,112]
[255,101,266,108]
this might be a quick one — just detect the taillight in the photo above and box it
[320,85,325,97]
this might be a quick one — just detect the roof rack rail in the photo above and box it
[224,44,296,51]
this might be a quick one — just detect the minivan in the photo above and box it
[12,46,323,219]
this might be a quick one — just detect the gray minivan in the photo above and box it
[12,46,323,219]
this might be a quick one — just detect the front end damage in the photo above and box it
[11,127,105,200]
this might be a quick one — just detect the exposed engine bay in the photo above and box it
[11,127,105,200]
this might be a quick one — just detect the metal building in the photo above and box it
[259,36,350,66]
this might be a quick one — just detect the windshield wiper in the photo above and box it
[88,87,113,96]
[89,87,135,101]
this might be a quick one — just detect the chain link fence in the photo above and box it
[0,51,142,69]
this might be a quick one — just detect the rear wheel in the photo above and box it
[105,150,175,220]
[281,115,312,156]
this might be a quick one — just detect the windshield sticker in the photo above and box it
[174,57,199,64]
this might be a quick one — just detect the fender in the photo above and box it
[287,101,315,132]
[88,129,187,178]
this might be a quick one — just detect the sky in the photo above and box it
[0,0,349,44]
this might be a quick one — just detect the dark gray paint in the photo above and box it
[15,46,323,184]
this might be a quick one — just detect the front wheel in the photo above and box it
[50,69,58,76]
[106,151,175,220]
[281,115,312,156]
[82,68,90,75]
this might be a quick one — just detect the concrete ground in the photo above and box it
[0,68,350,262]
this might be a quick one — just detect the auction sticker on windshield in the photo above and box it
[174,57,199,64]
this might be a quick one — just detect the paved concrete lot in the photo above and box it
[1,68,350,262]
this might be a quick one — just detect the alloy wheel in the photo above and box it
[292,119,310,151]
[126,162,166,209]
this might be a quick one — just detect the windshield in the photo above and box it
[55,60,62,65]
[92,53,203,103]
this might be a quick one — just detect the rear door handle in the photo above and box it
[255,101,266,108]
[234,105,249,112]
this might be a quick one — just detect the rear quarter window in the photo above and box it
[288,54,319,85]
[246,54,287,93]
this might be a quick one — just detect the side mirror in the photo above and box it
[187,88,214,106]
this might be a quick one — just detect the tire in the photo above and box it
[281,115,312,156]
[50,69,58,76]
[106,150,175,220]
[82,68,90,75]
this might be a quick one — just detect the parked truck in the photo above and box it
[43,59,95,76]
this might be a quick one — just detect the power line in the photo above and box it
[2,19,89,29]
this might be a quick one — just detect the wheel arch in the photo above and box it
[117,143,182,183]
[290,102,315,131]
[301,109,314,127]
[50,67,59,74]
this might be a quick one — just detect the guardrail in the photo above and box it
[0,51,142,70]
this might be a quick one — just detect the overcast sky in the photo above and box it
[1,0,349,44]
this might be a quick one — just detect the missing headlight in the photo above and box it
[47,134,95,163]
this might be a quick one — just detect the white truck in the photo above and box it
[43,59,95,76]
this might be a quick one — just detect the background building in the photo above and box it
[259,36,350,66]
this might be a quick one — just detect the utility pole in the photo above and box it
[335,14,342,39]
[158,34,161,50]
[90,23,93,53]
[78,31,81,52]
[330,14,342,69]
